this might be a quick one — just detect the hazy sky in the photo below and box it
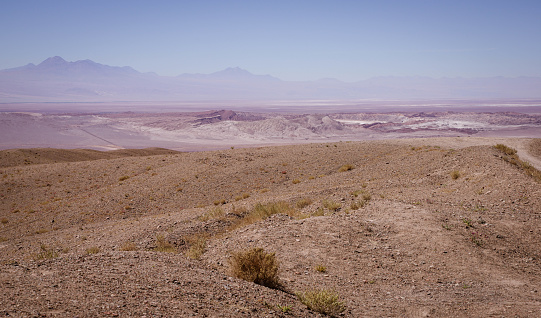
[1,0,541,81]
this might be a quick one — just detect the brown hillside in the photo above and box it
[0,138,540,317]
[0,147,180,168]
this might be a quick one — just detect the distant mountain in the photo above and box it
[1,56,541,102]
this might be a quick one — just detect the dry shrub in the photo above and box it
[185,234,207,260]
[338,164,354,172]
[494,144,541,182]
[34,244,58,260]
[230,247,280,288]
[119,241,137,251]
[296,198,312,209]
[451,170,461,180]
[322,200,341,212]
[296,289,346,316]
[350,200,365,210]
[86,246,100,255]
[154,234,176,253]
[199,206,225,221]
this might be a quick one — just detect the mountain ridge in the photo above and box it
[2,56,541,102]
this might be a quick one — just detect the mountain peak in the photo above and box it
[38,56,68,67]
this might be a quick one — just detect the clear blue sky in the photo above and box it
[1,0,540,81]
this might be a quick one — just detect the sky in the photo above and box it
[1,0,541,82]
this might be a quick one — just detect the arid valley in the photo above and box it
[1,100,541,317]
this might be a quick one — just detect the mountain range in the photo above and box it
[1,56,541,102]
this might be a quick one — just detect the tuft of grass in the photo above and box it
[462,218,474,228]
[234,193,250,201]
[315,264,327,273]
[0,218,8,224]
[154,234,176,253]
[199,206,225,221]
[213,199,227,206]
[338,164,354,172]
[118,176,130,182]
[277,304,292,312]
[230,247,280,289]
[85,246,100,255]
[451,170,461,180]
[296,198,312,209]
[34,244,58,260]
[296,289,346,316]
[322,200,341,212]
[119,241,137,251]
[185,234,207,260]
[292,179,301,184]
[350,200,365,210]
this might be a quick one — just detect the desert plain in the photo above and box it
[1,101,541,317]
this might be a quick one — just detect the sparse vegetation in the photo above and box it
[34,244,58,260]
[292,178,301,184]
[85,246,100,254]
[154,234,176,253]
[451,170,461,180]
[350,200,365,210]
[296,289,346,316]
[185,234,207,260]
[315,264,327,273]
[119,241,137,251]
[213,199,227,205]
[296,198,312,209]
[199,206,225,221]
[338,164,354,172]
[494,144,541,182]
[277,304,292,312]
[118,175,130,182]
[230,247,280,288]
[0,218,8,224]
[322,200,340,212]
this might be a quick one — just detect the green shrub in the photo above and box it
[230,247,280,288]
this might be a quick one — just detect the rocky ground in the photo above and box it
[1,137,540,317]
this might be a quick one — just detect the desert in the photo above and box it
[1,122,541,316]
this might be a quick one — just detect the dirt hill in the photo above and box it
[1,138,540,317]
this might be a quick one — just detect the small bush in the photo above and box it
[0,218,8,224]
[154,234,176,253]
[350,201,365,210]
[213,199,227,206]
[296,289,346,316]
[118,176,130,182]
[296,198,313,209]
[199,206,225,221]
[230,247,280,288]
[119,241,137,251]
[338,164,354,172]
[86,246,100,254]
[35,244,58,260]
[451,170,461,180]
[185,235,207,260]
[322,200,341,212]
[315,264,327,273]
[292,179,301,184]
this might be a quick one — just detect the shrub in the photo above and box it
[322,200,341,212]
[185,235,207,260]
[230,247,280,288]
[35,244,58,260]
[338,164,354,172]
[118,176,130,182]
[292,179,301,184]
[199,206,225,221]
[154,234,176,253]
[451,170,461,180]
[296,289,346,316]
[119,241,137,251]
[315,264,327,273]
[86,246,100,254]
[296,198,312,209]
[350,201,365,210]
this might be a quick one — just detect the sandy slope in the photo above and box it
[0,138,540,317]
